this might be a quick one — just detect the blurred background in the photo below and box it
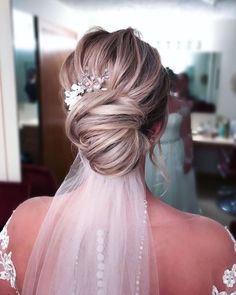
[0,0,235,231]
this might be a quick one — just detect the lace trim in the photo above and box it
[225,227,236,252]
[212,228,236,295]
[212,264,236,294]
[212,285,236,295]
[0,216,20,294]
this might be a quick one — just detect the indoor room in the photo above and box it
[0,0,236,294]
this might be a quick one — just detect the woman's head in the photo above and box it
[60,28,169,176]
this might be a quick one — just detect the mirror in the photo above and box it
[12,9,40,164]
[162,50,221,111]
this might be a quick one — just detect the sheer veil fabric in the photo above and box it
[22,155,159,295]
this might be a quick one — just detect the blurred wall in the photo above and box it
[212,20,236,120]
[13,0,80,32]
[74,7,236,119]
[0,0,20,181]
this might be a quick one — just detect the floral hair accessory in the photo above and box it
[64,68,109,111]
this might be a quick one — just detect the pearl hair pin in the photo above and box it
[64,68,109,111]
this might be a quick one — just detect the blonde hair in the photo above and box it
[60,28,169,176]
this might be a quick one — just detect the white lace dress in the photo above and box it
[0,215,236,295]
[0,216,19,294]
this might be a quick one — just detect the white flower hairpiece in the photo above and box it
[64,68,109,111]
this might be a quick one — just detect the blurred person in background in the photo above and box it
[145,68,200,213]
[176,72,215,113]
[24,68,38,103]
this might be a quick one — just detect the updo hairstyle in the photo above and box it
[60,28,169,176]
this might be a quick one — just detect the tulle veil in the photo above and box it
[22,154,159,294]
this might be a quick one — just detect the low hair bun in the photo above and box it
[66,90,150,176]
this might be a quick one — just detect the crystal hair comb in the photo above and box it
[64,69,109,111]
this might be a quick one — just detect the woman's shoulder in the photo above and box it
[185,215,236,292]
[150,197,235,256]
[150,199,236,293]
[12,196,52,220]
[8,197,52,285]
[8,196,52,251]
[0,197,52,294]
[156,200,236,269]
[9,196,52,237]
[10,195,52,241]
[188,214,235,255]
